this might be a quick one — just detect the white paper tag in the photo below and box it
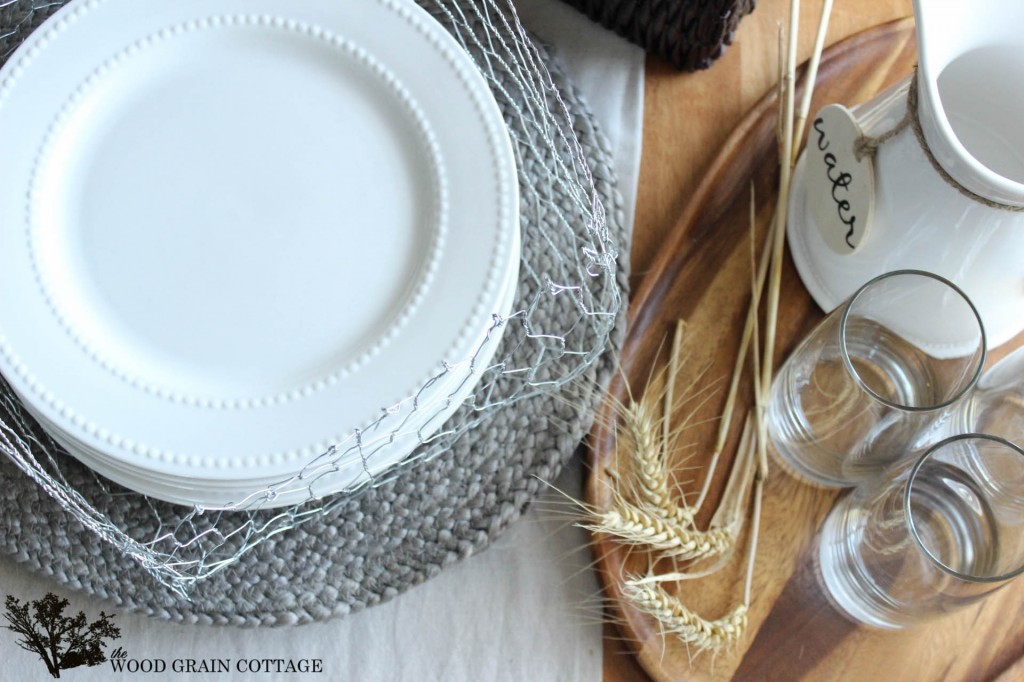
[805,104,875,253]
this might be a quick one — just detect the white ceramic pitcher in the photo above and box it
[787,0,1024,350]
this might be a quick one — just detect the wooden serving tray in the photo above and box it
[587,18,1024,682]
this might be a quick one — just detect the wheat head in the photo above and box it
[587,504,734,561]
[622,578,747,653]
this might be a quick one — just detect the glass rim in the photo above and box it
[839,269,987,413]
[904,433,1024,584]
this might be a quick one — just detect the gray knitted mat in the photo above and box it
[0,1,629,624]
[557,0,756,71]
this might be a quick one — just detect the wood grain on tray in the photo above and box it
[592,16,1024,682]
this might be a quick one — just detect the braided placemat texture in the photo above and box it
[558,0,756,70]
[0,1,629,624]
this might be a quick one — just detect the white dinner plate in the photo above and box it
[17,231,519,508]
[0,0,520,505]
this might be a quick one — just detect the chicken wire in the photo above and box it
[0,0,620,596]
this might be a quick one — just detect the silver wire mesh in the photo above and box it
[0,0,620,596]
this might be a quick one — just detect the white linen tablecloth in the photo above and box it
[0,2,643,679]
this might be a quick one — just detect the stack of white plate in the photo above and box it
[0,0,520,508]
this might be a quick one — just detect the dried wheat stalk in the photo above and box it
[588,504,735,561]
[622,579,748,653]
[620,394,696,525]
[588,367,738,564]
[587,0,835,660]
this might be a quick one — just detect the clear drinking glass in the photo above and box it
[957,344,1024,443]
[818,434,1024,629]
[767,270,986,487]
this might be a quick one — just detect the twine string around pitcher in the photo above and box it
[854,67,1024,213]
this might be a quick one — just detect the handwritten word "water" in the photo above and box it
[813,116,858,250]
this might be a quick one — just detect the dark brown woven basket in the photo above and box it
[559,0,756,71]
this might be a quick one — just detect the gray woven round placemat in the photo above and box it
[0,0,629,625]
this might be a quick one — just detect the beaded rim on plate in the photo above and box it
[0,0,626,608]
